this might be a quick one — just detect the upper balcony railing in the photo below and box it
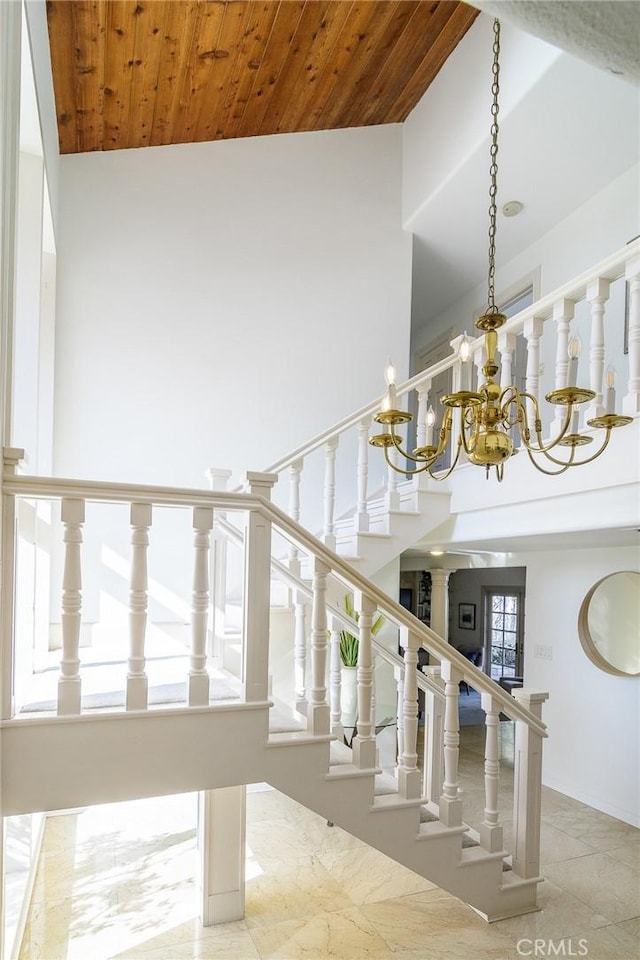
[254,239,640,544]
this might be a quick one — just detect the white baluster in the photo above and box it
[414,381,432,491]
[354,417,371,533]
[58,498,84,716]
[287,459,302,575]
[323,438,338,551]
[552,299,575,433]
[329,614,343,738]
[394,664,404,775]
[512,690,549,879]
[353,593,376,769]
[127,502,151,711]
[498,331,516,392]
[585,278,610,421]
[206,468,231,664]
[623,256,640,415]
[1,448,24,720]
[385,452,401,511]
[523,317,544,432]
[190,506,213,706]
[479,693,503,852]
[294,591,307,715]
[397,626,421,798]
[423,665,445,803]
[439,659,462,826]
[308,556,330,735]
[473,342,485,389]
[242,472,277,703]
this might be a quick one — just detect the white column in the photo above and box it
[512,690,548,880]
[58,498,85,716]
[498,331,516,392]
[523,317,544,431]
[354,417,371,533]
[323,437,338,551]
[127,502,151,711]
[293,591,307,715]
[429,568,451,641]
[397,626,421,798]
[1,448,24,720]
[241,472,277,703]
[308,556,330,735]
[552,298,575,433]
[198,786,246,925]
[414,380,432,491]
[287,459,303,575]
[352,593,376,769]
[479,693,503,853]
[623,256,640,415]
[394,664,404,773]
[439,659,462,826]
[585,278,610,421]
[329,614,343,739]
[190,506,214,706]
[206,468,232,663]
[422,666,445,804]
[385,453,401,511]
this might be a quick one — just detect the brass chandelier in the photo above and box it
[370,19,631,482]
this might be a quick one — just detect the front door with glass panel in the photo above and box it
[483,588,524,680]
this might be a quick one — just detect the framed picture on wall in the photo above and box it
[458,603,476,630]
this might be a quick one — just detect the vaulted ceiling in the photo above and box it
[45,0,479,154]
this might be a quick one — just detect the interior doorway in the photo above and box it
[481,587,524,681]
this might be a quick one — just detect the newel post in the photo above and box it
[512,690,549,880]
[206,468,232,663]
[241,472,277,703]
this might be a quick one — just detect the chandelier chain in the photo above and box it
[487,18,500,314]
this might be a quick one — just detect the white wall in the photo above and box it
[54,125,412,490]
[515,545,639,827]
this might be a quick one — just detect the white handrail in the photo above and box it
[3,468,545,736]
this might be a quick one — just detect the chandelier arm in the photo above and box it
[381,439,428,476]
[427,437,464,481]
[534,427,613,469]
[520,398,573,454]
[525,444,576,476]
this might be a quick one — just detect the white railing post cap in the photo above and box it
[243,472,278,497]
[3,447,26,472]
[205,467,233,490]
[512,689,549,711]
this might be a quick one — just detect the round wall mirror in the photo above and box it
[578,571,640,677]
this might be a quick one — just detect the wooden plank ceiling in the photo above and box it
[46,0,479,154]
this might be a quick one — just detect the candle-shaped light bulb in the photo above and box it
[459,332,471,390]
[384,358,397,409]
[605,364,616,415]
[459,332,471,363]
[566,335,581,388]
[426,404,435,445]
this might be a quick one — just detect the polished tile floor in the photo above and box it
[17,724,640,960]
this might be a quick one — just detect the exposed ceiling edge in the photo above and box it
[469,0,640,85]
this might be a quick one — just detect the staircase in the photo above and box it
[2,454,547,926]
[3,239,640,934]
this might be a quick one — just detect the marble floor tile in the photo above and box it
[546,807,640,853]
[544,851,640,923]
[616,916,640,941]
[112,919,260,960]
[29,845,117,905]
[244,854,348,928]
[565,922,640,960]
[316,845,437,906]
[248,905,395,959]
[501,820,597,867]
[362,889,516,960]
[492,879,610,942]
